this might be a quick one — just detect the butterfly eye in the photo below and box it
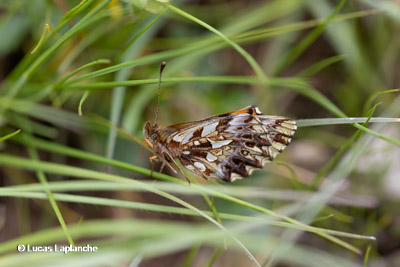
[150,132,159,140]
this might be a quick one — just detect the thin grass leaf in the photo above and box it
[276,162,305,190]
[296,117,400,127]
[274,0,346,75]
[26,147,75,246]
[7,115,58,139]
[312,214,334,223]
[363,245,372,267]
[30,22,51,54]
[59,9,381,87]
[323,206,354,223]
[0,187,376,241]
[3,0,112,102]
[182,244,201,267]
[78,90,90,116]
[106,12,165,163]
[297,55,346,77]
[352,123,400,147]
[5,0,98,81]
[0,219,230,255]
[63,76,259,90]
[311,102,382,190]
[362,88,400,116]
[0,154,260,266]
[53,59,111,90]
[0,97,90,131]
[263,98,400,264]
[0,129,21,142]
[206,248,224,267]
[164,3,268,85]
[0,178,379,208]
[16,115,75,246]
[0,154,365,254]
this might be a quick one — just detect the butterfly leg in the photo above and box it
[159,162,166,173]
[163,153,191,184]
[148,154,178,179]
[136,145,145,166]
[175,164,191,184]
[148,155,159,178]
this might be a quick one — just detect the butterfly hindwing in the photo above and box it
[158,106,296,181]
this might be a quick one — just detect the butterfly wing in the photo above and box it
[165,106,296,181]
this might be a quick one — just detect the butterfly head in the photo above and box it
[143,121,160,144]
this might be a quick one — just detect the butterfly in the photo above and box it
[143,105,296,182]
[143,62,296,182]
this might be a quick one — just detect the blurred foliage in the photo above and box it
[0,0,400,266]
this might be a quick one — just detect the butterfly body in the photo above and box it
[144,105,296,182]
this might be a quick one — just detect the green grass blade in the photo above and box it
[0,129,21,142]
[0,154,260,266]
[78,90,90,116]
[26,147,75,246]
[0,154,363,254]
[297,55,346,77]
[3,0,112,102]
[5,0,97,81]
[53,59,111,90]
[296,117,400,127]
[164,3,268,85]
[274,0,346,75]
[0,184,376,241]
[362,88,400,116]
[105,12,165,162]
[363,245,372,267]
[311,103,381,188]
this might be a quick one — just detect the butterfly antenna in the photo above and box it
[154,61,167,126]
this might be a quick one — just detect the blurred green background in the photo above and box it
[0,0,400,266]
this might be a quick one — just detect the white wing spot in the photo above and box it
[246,166,255,175]
[194,162,206,171]
[230,173,242,182]
[209,139,232,149]
[172,134,183,142]
[256,155,271,165]
[272,141,285,152]
[194,140,200,146]
[254,106,262,114]
[230,116,247,126]
[201,122,219,137]
[182,131,194,145]
[282,122,297,131]
[206,152,218,162]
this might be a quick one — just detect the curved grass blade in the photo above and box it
[0,155,363,254]
[0,181,377,241]
[0,154,260,266]
[0,129,21,142]
[164,3,268,85]
[274,0,346,75]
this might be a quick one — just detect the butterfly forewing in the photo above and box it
[144,105,296,182]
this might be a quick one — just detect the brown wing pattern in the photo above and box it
[164,106,296,181]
